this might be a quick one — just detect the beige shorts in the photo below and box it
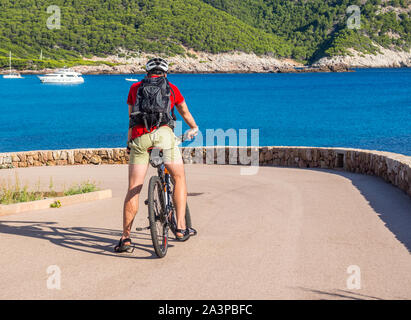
[128,126,182,165]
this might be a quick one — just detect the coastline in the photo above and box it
[10,65,354,75]
[314,46,411,69]
[2,47,410,75]
[7,66,411,75]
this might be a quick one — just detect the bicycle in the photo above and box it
[136,135,193,258]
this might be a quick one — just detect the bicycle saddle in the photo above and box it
[148,147,164,167]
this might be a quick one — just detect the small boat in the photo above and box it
[125,78,139,82]
[2,51,23,79]
[3,73,23,79]
[38,68,84,84]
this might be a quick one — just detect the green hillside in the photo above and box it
[203,0,411,62]
[0,0,410,69]
[0,0,292,69]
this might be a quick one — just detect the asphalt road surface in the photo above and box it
[0,164,410,299]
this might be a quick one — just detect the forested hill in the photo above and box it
[204,0,411,62]
[0,0,410,69]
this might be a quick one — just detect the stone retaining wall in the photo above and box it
[0,146,410,198]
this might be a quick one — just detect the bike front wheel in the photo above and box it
[148,175,168,258]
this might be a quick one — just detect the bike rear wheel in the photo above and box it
[148,176,168,258]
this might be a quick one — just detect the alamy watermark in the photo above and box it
[47,5,61,30]
[173,122,261,175]
[347,5,361,30]
[46,265,61,290]
[346,265,361,290]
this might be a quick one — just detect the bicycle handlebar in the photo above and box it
[176,127,199,144]
[176,134,191,144]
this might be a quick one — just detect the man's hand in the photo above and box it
[186,127,199,140]
[176,101,198,136]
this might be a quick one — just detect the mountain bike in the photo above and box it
[136,136,193,258]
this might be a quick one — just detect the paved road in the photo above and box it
[0,164,411,299]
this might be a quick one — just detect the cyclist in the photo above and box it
[115,57,198,253]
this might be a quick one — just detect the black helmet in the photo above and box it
[146,57,169,73]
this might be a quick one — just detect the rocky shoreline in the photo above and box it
[12,64,352,75]
[2,47,410,75]
[3,51,354,75]
[69,63,352,75]
[313,46,411,69]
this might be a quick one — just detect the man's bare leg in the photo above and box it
[122,164,149,242]
[164,162,187,236]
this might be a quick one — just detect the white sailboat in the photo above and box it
[3,51,23,79]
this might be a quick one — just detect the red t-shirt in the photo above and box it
[127,75,184,139]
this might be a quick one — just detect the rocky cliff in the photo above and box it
[313,47,411,68]
[8,47,410,75]
[14,51,353,75]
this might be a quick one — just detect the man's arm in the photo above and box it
[126,104,132,152]
[175,101,198,138]
[128,104,133,140]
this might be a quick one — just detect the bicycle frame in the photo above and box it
[156,163,176,231]
[149,133,186,232]
[157,164,170,207]
[139,134,192,257]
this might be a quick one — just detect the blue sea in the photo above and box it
[0,68,410,155]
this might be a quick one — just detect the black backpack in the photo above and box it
[129,76,176,131]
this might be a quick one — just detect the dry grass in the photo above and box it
[0,174,99,205]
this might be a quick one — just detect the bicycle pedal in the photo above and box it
[136,226,150,231]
